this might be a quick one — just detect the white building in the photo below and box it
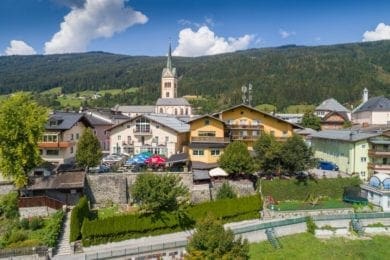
[38,112,93,164]
[107,114,189,158]
[352,95,390,126]
[361,173,390,212]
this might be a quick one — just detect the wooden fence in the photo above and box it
[18,196,64,210]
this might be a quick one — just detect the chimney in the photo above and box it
[363,88,368,103]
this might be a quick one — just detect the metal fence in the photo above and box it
[0,246,48,259]
[82,212,390,260]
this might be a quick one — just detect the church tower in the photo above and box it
[161,44,177,98]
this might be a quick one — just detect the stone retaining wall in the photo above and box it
[263,208,354,220]
[19,206,57,218]
[0,182,15,195]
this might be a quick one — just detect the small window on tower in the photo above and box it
[164,82,171,88]
[166,92,170,98]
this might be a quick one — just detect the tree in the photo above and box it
[0,93,48,188]
[253,133,282,174]
[301,112,321,131]
[219,141,255,175]
[131,173,189,213]
[216,182,237,200]
[186,214,249,259]
[281,134,316,174]
[255,104,276,113]
[76,128,102,169]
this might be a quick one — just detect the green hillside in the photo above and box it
[1,41,390,109]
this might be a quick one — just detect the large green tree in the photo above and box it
[281,134,316,173]
[301,112,321,131]
[219,141,255,175]
[253,133,282,174]
[131,173,189,213]
[76,127,102,169]
[186,214,249,259]
[0,93,48,188]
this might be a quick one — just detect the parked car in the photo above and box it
[318,161,339,171]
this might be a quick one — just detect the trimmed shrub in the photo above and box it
[70,197,90,242]
[261,178,361,201]
[42,210,64,247]
[81,195,262,246]
[216,182,237,200]
[306,217,317,234]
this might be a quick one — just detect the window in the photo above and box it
[240,119,247,126]
[42,134,58,142]
[193,149,204,156]
[253,130,259,136]
[76,133,79,140]
[185,108,189,115]
[174,108,178,115]
[159,108,164,113]
[362,144,366,148]
[360,171,365,177]
[204,119,210,125]
[282,131,288,136]
[46,149,59,156]
[198,131,215,137]
[361,157,366,162]
[127,124,130,128]
[211,149,220,156]
[153,136,159,144]
[127,136,132,144]
[70,147,74,154]
[70,134,74,141]
[165,136,169,143]
[180,108,184,115]
[164,82,171,88]
[118,135,121,141]
[166,92,170,98]
[135,118,150,133]
[252,120,260,126]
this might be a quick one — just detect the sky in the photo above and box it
[1,0,390,57]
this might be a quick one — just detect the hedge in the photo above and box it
[81,195,262,246]
[70,197,90,242]
[261,177,361,201]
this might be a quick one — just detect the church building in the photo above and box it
[155,44,192,116]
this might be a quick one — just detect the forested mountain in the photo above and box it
[1,40,390,109]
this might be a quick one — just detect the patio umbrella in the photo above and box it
[145,155,166,166]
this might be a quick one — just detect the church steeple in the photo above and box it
[167,43,172,70]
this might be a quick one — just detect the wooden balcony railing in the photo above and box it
[368,149,390,157]
[133,129,152,136]
[231,135,260,141]
[18,196,64,210]
[227,124,264,130]
[38,141,72,148]
[368,163,390,171]
[191,136,230,143]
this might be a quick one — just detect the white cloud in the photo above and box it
[5,40,37,55]
[173,26,253,57]
[362,23,390,42]
[44,0,148,54]
[279,29,295,39]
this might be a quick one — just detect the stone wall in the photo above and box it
[19,206,57,218]
[0,182,15,195]
[210,180,255,200]
[262,208,354,220]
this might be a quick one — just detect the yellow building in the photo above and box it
[213,104,300,150]
[188,115,229,170]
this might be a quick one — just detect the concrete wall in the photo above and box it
[263,208,354,220]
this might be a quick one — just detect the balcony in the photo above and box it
[368,163,390,171]
[38,141,72,148]
[191,136,230,143]
[133,129,152,136]
[231,135,259,141]
[227,124,264,130]
[368,149,390,157]
[122,141,134,147]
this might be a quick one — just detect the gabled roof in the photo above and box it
[27,172,85,190]
[322,111,349,122]
[156,98,190,106]
[106,114,189,133]
[213,104,303,129]
[316,98,350,112]
[311,130,380,142]
[353,96,390,113]
[84,114,113,126]
[45,112,93,130]
[187,115,226,125]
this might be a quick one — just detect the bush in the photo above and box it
[0,192,19,219]
[41,210,64,247]
[70,197,90,242]
[306,217,317,234]
[261,178,361,201]
[20,218,29,230]
[30,217,43,231]
[216,182,237,200]
[81,195,262,246]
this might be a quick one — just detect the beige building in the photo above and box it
[107,114,189,158]
[38,112,93,164]
[352,96,390,126]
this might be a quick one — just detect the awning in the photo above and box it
[166,153,188,163]
[209,167,229,177]
[193,170,210,181]
[191,161,219,170]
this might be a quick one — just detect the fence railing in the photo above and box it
[0,246,48,258]
[84,212,390,259]
[19,195,64,210]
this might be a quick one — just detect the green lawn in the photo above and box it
[275,199,352,211]
[249,233,390,259]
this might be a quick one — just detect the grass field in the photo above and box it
[249,233,390,259]
[276,199,352,211]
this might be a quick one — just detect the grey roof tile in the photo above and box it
[354,96,390,113]
[311,130,380,142]
[316,98,350,112]
[156,98,190,106]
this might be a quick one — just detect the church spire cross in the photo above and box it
[167,42,172,70]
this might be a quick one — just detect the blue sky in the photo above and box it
[1,0,390,56]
